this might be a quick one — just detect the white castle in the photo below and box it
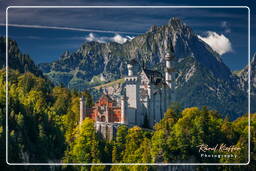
[119,50,176,128]
[80,45,176,138]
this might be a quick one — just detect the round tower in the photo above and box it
[127,58,139,77]
[165,51,175,89]
[127,63,134,76]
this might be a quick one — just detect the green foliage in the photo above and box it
[64,118,101,163]
[0,68,254,170]
[151,106,253,165]
[0,69,67,163]
[112,125,128,162]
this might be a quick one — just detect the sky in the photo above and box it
[0,0,255,71]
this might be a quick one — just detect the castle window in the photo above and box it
[101,116,106,122]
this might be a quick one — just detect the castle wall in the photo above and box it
[95,122,122,141]
[160,89,164,119]
[151,91,156,127]
[121,96,126,124]
[162,87,167,117]
[155,91,161,123]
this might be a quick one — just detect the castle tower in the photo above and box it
[164,49,175,89]
[124,60,140,125]
[127,63,134,76]
[164,39,176,103]
[80,96,86,124]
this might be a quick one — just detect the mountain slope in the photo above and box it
[0,37,43,77]
[176,56,247,119]
[39,17,249,119]
[236,53,256,113]
[237,53,256,94]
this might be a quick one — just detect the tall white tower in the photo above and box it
[164,39,176,103]
[164,38,176,89]
[165,51,175,89]
[124,60,140,125]
[80,96,86,124]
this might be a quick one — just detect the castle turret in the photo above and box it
[127,58,139,77]
[80,96,86,124]
[164,39,176,104]
[127,63,134,76]
[164,38,176,90]
[165,51,175,89]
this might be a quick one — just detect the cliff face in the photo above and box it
[39,17,251,119]
[236,53,256,113]
[237,53,256,94]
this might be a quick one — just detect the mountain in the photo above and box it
[39,17,250,119]
[236,53,256,94]
[236,53,256,113]
[0,37,43,77]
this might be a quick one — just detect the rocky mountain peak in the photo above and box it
[148,24,158,33]
[167,17,192,35]
[60,50,70,59]
[168,17,184,27]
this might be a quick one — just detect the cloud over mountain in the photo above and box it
[85,33,134,44]
[198,31,232,55]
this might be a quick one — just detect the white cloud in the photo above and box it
[85,33,134,44]
[112,34,128,44]
[126,36,135,40]
[85,33,106,43]
[198,31,232,55]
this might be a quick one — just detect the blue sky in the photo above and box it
[0,0,255,71]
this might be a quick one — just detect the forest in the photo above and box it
[0,69,255,171]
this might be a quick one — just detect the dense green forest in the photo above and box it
[0,69,255,170]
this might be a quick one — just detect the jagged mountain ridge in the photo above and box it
[39,18,233,86]
[39,17,250,119]
[0,37,43,77]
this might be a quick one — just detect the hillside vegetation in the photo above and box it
[0,70,254,171]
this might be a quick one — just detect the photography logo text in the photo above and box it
[197,143,241,159]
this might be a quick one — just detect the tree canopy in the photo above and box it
[0,69,254,171]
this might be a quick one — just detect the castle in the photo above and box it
[80,46,176,139]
